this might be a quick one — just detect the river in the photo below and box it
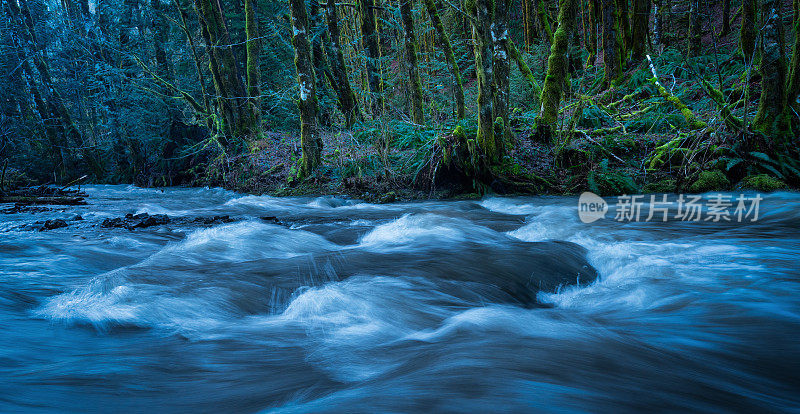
[1,185,799,412]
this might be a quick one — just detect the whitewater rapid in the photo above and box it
[1,186,798,413]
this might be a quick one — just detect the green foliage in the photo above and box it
[588,159,639,195]
[578,105,613,128]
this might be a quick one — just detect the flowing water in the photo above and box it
[1,185,799,413]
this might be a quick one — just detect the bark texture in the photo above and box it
[290,0,323,174]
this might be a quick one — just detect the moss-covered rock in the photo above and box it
[689,170,730,193]
[738,174,787,192]
[642,178,677,193]
[379,191,397,203]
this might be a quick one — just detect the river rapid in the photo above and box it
[1,185,799,413]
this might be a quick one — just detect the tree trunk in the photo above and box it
[687,0,701,57]
[536,0,554,43]
[602,0,624,85]
[492,0,511,145]
[630,0,650,61]
[423,0,465,119]
[752,0,788,136]
[788,0,800,110]
[472,0,499,163]
[290,0,323,174]
[324,0,361,127]
[618,0,631,53]
[195,0,258,148]
[310,0,336,124]
[523,0,537,48]
[587,0,599,65]
[537,0,577,141]
[359,0,383,116]
[399,0,425,124]
[653,0,661,46]
[741,0,757,59]
[721,0,730,35]
[245,0,262,125]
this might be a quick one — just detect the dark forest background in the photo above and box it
[1,0,798,197]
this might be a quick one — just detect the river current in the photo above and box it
[1,185,799,413]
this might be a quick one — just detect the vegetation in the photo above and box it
[1,0,799,199]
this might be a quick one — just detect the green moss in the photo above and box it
[689,170,730,193]
[738,174,787,192]
[642,178,677,193]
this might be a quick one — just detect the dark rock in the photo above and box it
[134,214,170,228]
[260,216,283,225]
[73,215,83,221]
[41,219,68,231]
[191,215,235,225]
[1,204,51,214]
[101,217,134,230]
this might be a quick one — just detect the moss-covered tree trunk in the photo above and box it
[752,0,788,135]
[472,0,500,163]
[359,0,383,116]
[721,0,731,35]
[290,0,323,175]
[536,0,577,141]
[602,0,624,85]
[508,38,542,98]
[741,0,757,59]
[423,0,465,119]
[587,0,599,65]
[310,0,336,124]
[653,0,662,46]
[630,0,650,61]
[493,0,511,145]
[687,0,701,57]
[195,0,258,148]
[618,0,631,53]
[536,0,554,44]
[399,0,425,124]
[245,0,262,125]
[787,0,800,111]
[325,0,361,127]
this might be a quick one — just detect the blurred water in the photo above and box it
[1,185,799,413]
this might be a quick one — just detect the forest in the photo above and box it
[1,0,799,198]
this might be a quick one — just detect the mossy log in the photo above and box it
[507,39,542,99]
[646,55,707,130]
[696,77,744,130]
